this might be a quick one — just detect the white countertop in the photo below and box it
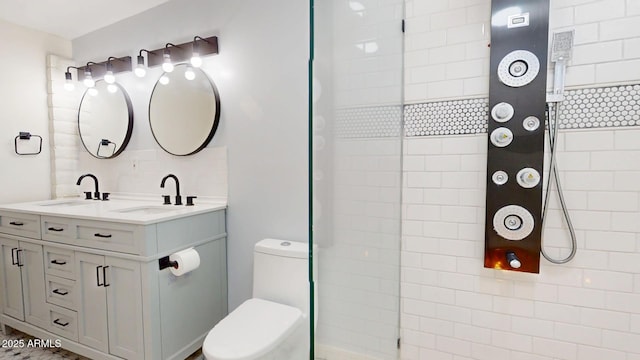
[0,195,227,225]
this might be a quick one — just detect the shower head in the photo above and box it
[548,30,575,102]
[550,30,574,62]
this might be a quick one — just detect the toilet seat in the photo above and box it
[202,298,303,360]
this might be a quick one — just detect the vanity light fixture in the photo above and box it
[104,58,117,84]
[162,43,179,73]
[75,56,132,85]
[135,49,151,77]
[83,62,97,88]
[107,84,118,93]
[190,36,213,68]
[64,66,80,91]
[144,36,218,69]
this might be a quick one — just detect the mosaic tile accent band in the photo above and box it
[334,105,403,138]
[555,84,640,129]
[405,98,488,136]
[334,84,640,138]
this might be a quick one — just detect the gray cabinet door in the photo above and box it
[19,242,48,329]
[106,256,144,359]
[0,237,24,321]
[76,252,108,353]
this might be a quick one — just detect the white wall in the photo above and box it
[0,20,71,204]
[70,0,308,309]
[401,0,640,359]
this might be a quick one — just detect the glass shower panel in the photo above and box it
[312,0,404,359]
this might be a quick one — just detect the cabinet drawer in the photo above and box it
[76,221,142,254]
[42,217,145,255]
[48,304,78,342]
[44,246,75,280]
[0,211,41,239]
[42,216,73,244]
[45,275,77,311]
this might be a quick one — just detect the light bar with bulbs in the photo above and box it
[139,35,218,74]
[75,56,132,84]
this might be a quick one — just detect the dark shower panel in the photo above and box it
[485,0,550,273]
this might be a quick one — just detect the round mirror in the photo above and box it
[78,81,133,158]
[149,64,221,156]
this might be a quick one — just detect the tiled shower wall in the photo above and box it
[404,0,640,103]
[400,0,640,359]
[401,130,640,360]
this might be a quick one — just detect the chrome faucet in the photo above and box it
[76,174,105,200]
[160,174,182,205]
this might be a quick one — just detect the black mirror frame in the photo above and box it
[148,64,221,156]
[77,81,134,159]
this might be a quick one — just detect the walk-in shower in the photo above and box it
[310,0,405,359]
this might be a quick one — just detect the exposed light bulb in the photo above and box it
[162,53,174,73]
[185,66,196,80]
[135,66,146,78]
[88,88,99,96]
[64,72,74,91]
[190,52,202,68]
[104,70,115,84]
[83,70,95,88]
[135,55,146,77]
[107,84,118,93]
[159,74,170,85]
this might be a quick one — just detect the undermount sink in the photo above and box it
[39,200,94,207]
[114,206,179,215]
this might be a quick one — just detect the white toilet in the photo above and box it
[202,239,318,360]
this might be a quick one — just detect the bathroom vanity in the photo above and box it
[0,197,228,360]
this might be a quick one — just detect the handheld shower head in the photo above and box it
[548,30,575,102]
[551,30,575,62]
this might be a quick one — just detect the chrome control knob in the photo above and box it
[490,127,514,147]
[491,102,514,123]
[517,168,541,188]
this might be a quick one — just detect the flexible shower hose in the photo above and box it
[540,102,577,264]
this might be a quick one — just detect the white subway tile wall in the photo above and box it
[401,130,640,359]
[316,138,402,359]
[405,0,640,103]
[400,1,640,358]
[47,55,82,198]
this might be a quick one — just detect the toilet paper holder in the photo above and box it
[158,256,179,270]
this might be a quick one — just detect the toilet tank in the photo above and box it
[253,239,316,317]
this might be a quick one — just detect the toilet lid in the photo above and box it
[202,298,303,360]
